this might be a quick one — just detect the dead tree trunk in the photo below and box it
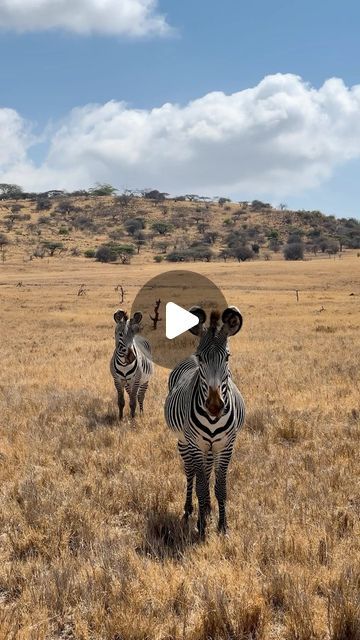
[150,299,161,330]
[115,284,125,303]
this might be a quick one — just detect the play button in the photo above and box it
[166,302,199,339]
[130,269,227,370]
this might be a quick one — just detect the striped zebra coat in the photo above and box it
[164,306,245,536]
[110,309,153,419]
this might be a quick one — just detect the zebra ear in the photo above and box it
[188,306,207,336]
[222,307,243,336]
[131,311,143,325]
[114,309,128,323]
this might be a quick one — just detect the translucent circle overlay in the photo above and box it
[131,270,228,370]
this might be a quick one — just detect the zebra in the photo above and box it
[164,306,245,537]
[110,309,153,419]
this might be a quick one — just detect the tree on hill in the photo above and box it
[124,217,146,236]
[0,183,23,199]
[42,241,65,257]
[218,197,231,207]
[151,221,172,235]
[143,189,168,202]
[89,183,118,197]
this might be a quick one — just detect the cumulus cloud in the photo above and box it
[0,107,32,169]
[0,0,170,36]
[2,74,360,197]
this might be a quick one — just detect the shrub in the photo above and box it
[154,255,164,263]
[0,233,10,248]
[151,221,172,235]
[84,249,96,258]
[125,218,146,236]
[95,245,117,263]
[166,250,187,262]
[36,197,52,211]
[38,215,50,225]
[42,241,64,256]
[95,243,135,264]
[59,227,69,235]
[283,242,304,260]
[233,245,255,261]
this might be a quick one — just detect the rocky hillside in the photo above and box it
[0,189,359,264]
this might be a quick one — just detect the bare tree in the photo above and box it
[150,299,161,330]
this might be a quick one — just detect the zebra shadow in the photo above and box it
[84,399,119,430]
[138,508,198,561]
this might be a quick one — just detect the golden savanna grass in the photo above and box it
[0,254,359,640]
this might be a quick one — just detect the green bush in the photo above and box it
[283,242,304,260]
[154,255,164,263]
[84,249,96,258]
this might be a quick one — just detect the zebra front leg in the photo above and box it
[214,449,232,533]
[137,381,149,414]
[115,383,125,420]
[204,451,213,516]
[178,442,194,520]
[194,453,211,538]
[129,391,137,418]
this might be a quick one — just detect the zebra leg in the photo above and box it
[204,451,213,515]
[194,453,210,538]
[214,449,232,533]
[178,442,194,519]
[137,381,149,414]
[115,383,125,420]
[129,392,137,418]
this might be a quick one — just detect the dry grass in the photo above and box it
[0,255,359,639]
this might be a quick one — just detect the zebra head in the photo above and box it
[113,309,143,364]
[189,306,243,418]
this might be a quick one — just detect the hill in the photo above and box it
[0,188,359,265]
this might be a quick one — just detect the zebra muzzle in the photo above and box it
[126,348,136,364]
[205,387,224,417]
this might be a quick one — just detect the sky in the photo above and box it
[0,0,360,218]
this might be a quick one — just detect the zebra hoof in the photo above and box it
[183,504,193,517]
[217,523,227,535]
[197,520,206,540]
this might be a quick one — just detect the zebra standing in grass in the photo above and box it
[164,306,245,537]
[110,309,153,419]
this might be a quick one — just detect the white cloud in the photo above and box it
[0,107,32,169]
[0,0,170,36]
[2,74,360,198]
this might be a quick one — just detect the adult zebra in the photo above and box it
[110,309,153,419]
[164,306,245,536]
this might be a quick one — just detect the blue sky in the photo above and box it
[1,0,360,217]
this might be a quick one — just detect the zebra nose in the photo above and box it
[126,348,136,364]
[206,387,224,416]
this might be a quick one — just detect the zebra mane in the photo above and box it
[209,310,221,332]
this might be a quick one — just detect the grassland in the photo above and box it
[0,253,359,639]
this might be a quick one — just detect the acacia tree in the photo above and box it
[0,183,23,199]
[89,183,118,197]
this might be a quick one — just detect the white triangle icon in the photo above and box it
[166,302,199,339]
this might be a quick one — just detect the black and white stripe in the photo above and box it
[110,309,153,419]
[164,306,245,536]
